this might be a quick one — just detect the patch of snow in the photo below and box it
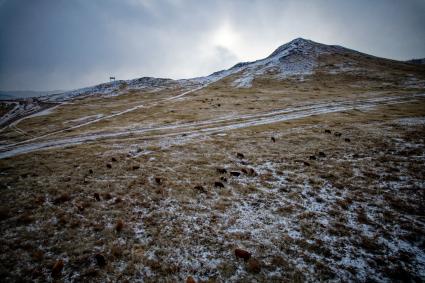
[66,114,104,124]
[394,117,425,126]
[232,75,254,88]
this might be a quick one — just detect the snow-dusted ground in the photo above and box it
[0,93,423,159]
[1,113,424,282]
[395,117,425,126]
[123,116,424,281]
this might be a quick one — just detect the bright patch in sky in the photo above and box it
[212,24,240,51]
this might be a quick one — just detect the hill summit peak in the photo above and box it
[267,37,319,58]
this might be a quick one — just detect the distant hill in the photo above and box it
[406,58,425,65]
[0,90,64,100]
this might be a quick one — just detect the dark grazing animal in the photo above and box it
[214,181,225,188]
[95,253,106,267]
[194,185,206,193]
[235,249,251,261]
[230,171,241,177]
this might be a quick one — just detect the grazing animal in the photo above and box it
[325,129,332,134]
[53,193,71,205]
[236,152,245,159]
[89,169,93,174]
[214,181,224,188]
[318,151,326,158]
[235,248,251,261]
[271,137,276,143]
[353,153,360,159]
[309,155,316,160]
[115,220,124,232]
[230,171,241,177]
[95,253,106,267]
[111,157,117,162]
[216,168,227,174]
[155,177,162,185]
[132,165,140,170]
[334,132,342,137]
[106,164,112,169]
[247,258,261,273]
[51,260,64,277]
[247,168,256,176]
[194,185,206,193]
[220,176,228,183]
[242,168,256,176]
[103,193,112,200]
[93,193,100,201]
[303,161,311,166]
[344,138,351,142]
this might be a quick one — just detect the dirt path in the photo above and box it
[0,101,60,132]
[0,93,423,159]
[0,84,208,148]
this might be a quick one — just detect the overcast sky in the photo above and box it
[1,0,425,91]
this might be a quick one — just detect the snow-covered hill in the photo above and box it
[44,77,182,102]
[214,38,348,88]
[42,38,425,101]
[189,38,340,87]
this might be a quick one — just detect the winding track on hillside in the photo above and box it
[0,93,423,159]
[0,84,208,147]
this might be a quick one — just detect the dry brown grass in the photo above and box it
[0,73,424,282]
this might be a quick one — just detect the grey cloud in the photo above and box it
[0,0,424,91]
